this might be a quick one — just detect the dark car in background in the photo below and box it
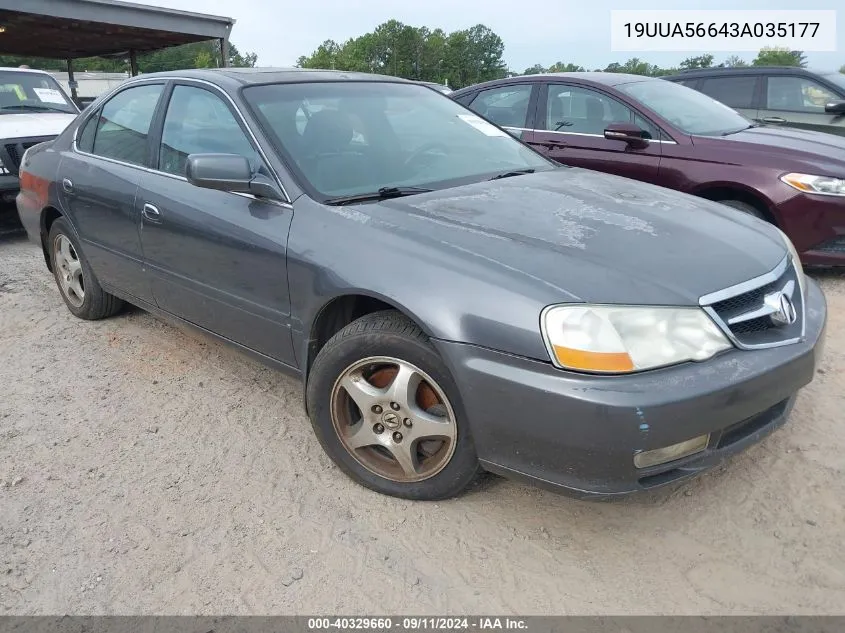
[16,68,825,501]
[452,73,845,266]
[663,67,845,136]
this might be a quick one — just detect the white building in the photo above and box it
[48,71,130,100]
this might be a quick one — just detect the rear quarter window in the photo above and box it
[699,76,760,109]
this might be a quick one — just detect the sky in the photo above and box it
[148,0,843,72]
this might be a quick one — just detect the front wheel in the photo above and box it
[718,199,766,221]
[306,311,479,500]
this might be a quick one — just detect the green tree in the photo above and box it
[605,58,666,76]
[194,49,214,68]
[839,64,845,74]
[679,54,714,70]
[297,21,507,89]
[753,47,806,67]
[522,64,547,75]
[721,55,749,68]
[547,62,585,73]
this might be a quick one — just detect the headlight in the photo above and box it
[780,173,845,196]
[541,305,732,374]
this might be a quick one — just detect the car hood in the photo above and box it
[370,168,787,306]
[696,124,845,160]
[0,112,77,139]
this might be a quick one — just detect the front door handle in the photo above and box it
[142,203,162,223]
[62,178,73,194]
[761,116,787,123]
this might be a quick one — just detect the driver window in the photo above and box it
[542,84,658,139]
[766,76,838,112]
[159,85,262,177]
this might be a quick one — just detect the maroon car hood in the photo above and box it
[693,125,845,159]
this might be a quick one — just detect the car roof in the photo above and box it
[663,66,835,80]
[129,67,416,89]
[451,72,659,95]
[0,66,55,75]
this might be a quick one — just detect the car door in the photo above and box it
[137,82,297,366]
[465,83,538,140]
[760,74,845,135]
[58,82,165,303]
[696,74,761,121]
[525,82,663,185]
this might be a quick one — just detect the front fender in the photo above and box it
[286,200,557,370]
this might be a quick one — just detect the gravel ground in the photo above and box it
[1,224,844,615]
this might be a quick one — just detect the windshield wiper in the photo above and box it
[1,104,69,113]
[721,123,759,136]
[324,186,433,206]
[489,168,535,181]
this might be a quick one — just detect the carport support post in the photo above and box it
[220,37,230,67]
[66,59,78,101]
[129,50,139,77]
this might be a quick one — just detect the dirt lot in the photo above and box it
[1,226,844,615]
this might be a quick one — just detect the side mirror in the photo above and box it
[185,153,284,201]
[604,122,649,149]
[824,100,845,114]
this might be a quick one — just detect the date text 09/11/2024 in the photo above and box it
[307,617,528,630]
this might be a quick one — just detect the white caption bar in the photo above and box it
[611,10,837,52]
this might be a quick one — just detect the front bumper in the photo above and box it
[777,192,845,266]
[434,278,827,498]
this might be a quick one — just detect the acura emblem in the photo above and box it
[765,291,797,326]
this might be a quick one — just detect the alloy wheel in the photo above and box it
[330,356,458,483]
[53,234,85,308]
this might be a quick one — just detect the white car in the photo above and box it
[0,67,79,203]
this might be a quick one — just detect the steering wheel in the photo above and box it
[404,143,450,170]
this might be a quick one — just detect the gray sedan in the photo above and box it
[16,68,827,500]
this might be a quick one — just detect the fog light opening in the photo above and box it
[634,434,710,469]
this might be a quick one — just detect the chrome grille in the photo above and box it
[701,256,804,349]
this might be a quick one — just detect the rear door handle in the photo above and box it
[142,203,162,223]
[761,116,787,123]
[62,178,73,193]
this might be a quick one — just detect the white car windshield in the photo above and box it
[0,70,77,115]
[244,81,554,200]
[618,79,752,136]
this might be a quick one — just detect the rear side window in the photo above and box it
[91,84,164,166]
[453,92,476,107]
[468,84,533,128]
[76,111,98,153]
[673,79,699,88]
[698,76,759,109]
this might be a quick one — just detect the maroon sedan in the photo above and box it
[451,73,845,266]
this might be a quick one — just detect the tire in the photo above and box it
[48,217,123,320]
[718,199,766,221]
[306,310,480,500]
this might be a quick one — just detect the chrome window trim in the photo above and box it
[72,76,292,207]
[699,254,805,350]
[505,126,677,144]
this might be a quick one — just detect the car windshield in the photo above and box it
[822,72,845,92]
[618,79,751,136]
[0,70,77,114]
[243,81,554,200]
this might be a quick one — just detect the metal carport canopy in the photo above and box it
[0,0,234,60]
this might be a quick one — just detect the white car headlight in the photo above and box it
[541,305,732,374]
[780,173,845,196]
